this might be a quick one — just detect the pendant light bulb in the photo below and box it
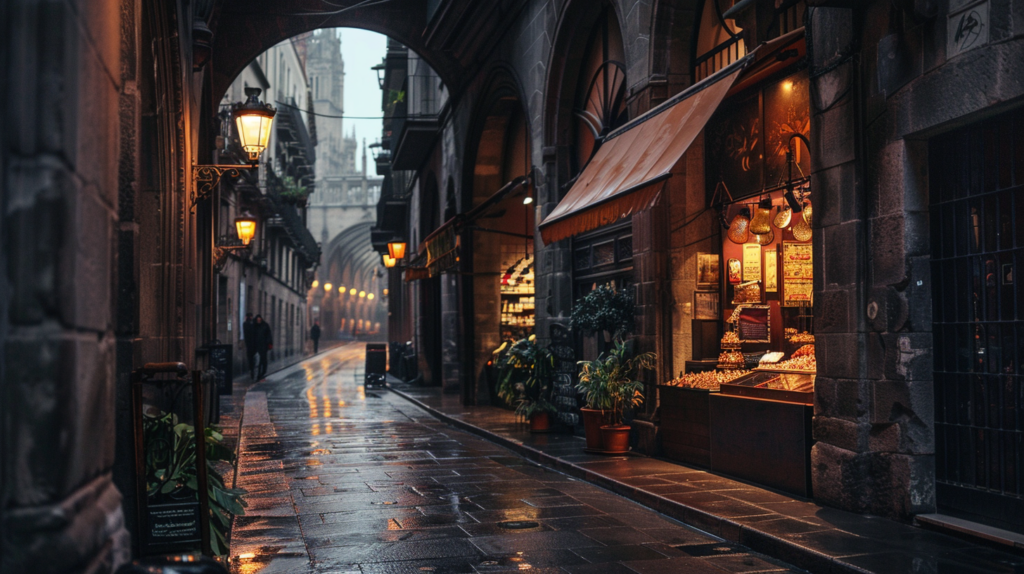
[727,207,751,244]
[749,198,773,236]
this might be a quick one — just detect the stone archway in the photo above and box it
[210,0,467,104]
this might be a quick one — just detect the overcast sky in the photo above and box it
[338,28,387,151]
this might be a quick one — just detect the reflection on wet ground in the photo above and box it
[230,343,799,573]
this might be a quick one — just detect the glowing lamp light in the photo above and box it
[368,293,375,300]
[359,290,366,298]
[312,280,319,288]
[387,241,407,260]
[234,212,257,245]
[383,288,389,296]
[324,283,333,292]
[523,195,533,205]
[233,88,276,163]
[383,254,396,268]
[350,288,357,296]
[749,198,773,236]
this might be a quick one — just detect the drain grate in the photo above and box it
[498,520,540,530]
[675,542,743,556]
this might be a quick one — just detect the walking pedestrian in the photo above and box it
[253,314,273,380]
[310,320,321,354]
[243,313,257,380]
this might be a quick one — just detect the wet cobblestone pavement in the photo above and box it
[229,344,802,574]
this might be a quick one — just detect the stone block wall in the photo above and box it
[2,1,130,572]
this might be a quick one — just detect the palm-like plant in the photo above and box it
[495,336,557,420]
[576,340,655,424]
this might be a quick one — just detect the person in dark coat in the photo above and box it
[253,314,273,380]
[310,320,321,354]
[242,313,257,380]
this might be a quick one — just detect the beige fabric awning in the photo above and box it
[538,62,746,244]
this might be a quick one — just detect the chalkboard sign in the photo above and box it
[549,324,578,428]
[206,344,233,396]
[146,501,201,549]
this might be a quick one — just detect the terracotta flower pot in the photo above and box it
[600,424,630,453]
[580,408,612,451]
[529,411,551,433]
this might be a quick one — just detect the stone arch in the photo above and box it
[542,1,628,197]
[209,1,466,104]
[319,221,385,337]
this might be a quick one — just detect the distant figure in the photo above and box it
[310,320,321,354]
[242,313,256,380]
[253,315,273,381]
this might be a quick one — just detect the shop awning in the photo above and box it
[538,28,805,245]
[420,176,532,276]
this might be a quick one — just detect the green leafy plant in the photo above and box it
[143,411,247,556]
[570,285,635,339]
[495,336,557,420]
[279,175,308,202]
[576,340,655,424]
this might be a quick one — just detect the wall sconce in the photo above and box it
[359,291,366,298]
[191,88,276,212]
[349,288,357,296]
[383,254,396,268]
[388,241,407,260]
[312,280,319,289]
[324,283,333,292]
[368,293,375,300]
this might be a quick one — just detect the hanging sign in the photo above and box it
[743,244,761,282]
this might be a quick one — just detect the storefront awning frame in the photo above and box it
[538,28,806,245]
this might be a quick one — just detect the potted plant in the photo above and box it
[576,340,655,453]
[495,336,557,432]
[570,285,635,342]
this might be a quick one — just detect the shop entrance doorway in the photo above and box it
[572,220,634,361]
[930,107,1024,532]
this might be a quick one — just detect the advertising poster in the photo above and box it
[765,248,778,292]
[743,244,761,282]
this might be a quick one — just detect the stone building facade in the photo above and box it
[3,1,1024,572]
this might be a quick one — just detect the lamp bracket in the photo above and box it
[191,164,254,212]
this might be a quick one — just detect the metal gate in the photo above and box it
[930,107,1024,531]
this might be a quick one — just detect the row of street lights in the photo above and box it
[311,280,377,300]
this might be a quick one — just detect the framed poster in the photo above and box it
[694,292,720,320]
[784,280,813,307]
[782,241,812,280]
[742,244,761,282]
[696,253,720,289]
[765,248,778,292]
[737,305,770,343]
[728,258,742,284]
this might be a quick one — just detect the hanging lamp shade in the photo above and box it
[773,205,792,229]
[233,88,276,163]
[802,202,813,226]
[754,226,775,245]
[727,207,751,244]
[749,198,773,236]
[792,216,812,241]
[387,241,407,260]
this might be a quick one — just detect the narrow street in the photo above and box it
[229,344,800,574]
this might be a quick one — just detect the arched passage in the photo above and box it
[210,1,466,104]
[316,222,386,339]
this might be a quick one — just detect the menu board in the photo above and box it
[743,244,761,282]
[783,241,813,307]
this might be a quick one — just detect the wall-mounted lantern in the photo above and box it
[324,283,333,292]
[234,212,257,246]
[387,241,407,260]
[383,254,397,268]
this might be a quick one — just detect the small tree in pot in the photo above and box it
[495,336,557,432]
[576,340,655,453]
[570,285,634,341]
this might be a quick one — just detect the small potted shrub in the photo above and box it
[576,340,655,453]
[496,336,557,432]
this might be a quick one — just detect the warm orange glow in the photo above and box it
[234,213,257,245]
[784,80,794,91]
[367,293,375,300]
[387,241,407,259]
[324,283,333,292]
[383,288,389,296]
[383,254,396,267]
[311,280,319,288]
[350,288,357,296]
[359,291,366,298]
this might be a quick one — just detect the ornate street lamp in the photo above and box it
[382,254,396,268]
[191,88,276,212]
[234,212,257,246]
